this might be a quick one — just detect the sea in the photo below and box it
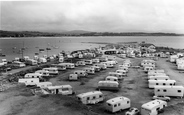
[0,36,184,61]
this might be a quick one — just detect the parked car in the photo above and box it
[125,107,140,115]
[152,95,171,102]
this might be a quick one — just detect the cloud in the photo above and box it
[1,0,184,33]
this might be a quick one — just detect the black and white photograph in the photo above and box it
[0,0,184,115]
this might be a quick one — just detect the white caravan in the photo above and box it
[92,59,100,63]
[116,70,127,76]
[141,100,167,115]
[51,64,66,71]
[90,66,101,72]
[94,63,107,70]
[46,85,74,95]
[101,62,114,68]
[105,76,118,82]
[118,66,128,72]
[148,73,167,77]
[109,72,124,80]
[68,74,79,81]
[148,70,165,76]
[154,86,184,98]
[177,64,184,70]
[13,61,26,67]
[35,70,50,77]
[25,59,37,65]
[38,57,47,63]
[43,67,59,75]
[144,66,155,72]
[77,91,104,104]
[24,73,43,79]
[85,60,93,65]
[74,70,88,77]
[76,61,86,66]
[97,81,120,91]
[148,80,176,88]
[36,82,52,89]
[18,78,39,86]
[106,96,131,113]
[169,55,178,63]
[59,63,75,69]
[148,75,170,80]
[84,68,95,74]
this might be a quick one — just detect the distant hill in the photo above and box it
[0,30,183,38]
[61,30,93,35]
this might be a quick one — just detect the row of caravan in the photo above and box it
[147,69,184,98]
[68,57,119,81]
[141,59,156,72]
[76,91,167,115]
[96,59,131,91]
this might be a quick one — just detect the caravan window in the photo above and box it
[32,76,34,78]
[99,95,102,98]
[118,103,120,106]
[156,107,160,111]
[178,90,181,93]
[61,88,68,91]
[170,83,172,86]
[163,83,166,85]
[163,89,166,92]
[93,96,96,99]
[127,101,130,104]
[156,83,159,85]
[114,104,117,107]
[87,97,90,100]
[108,103,111,106]
[157,89,160,92]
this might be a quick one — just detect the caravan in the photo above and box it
[24,73,43,79]
[94,63,107,70]
[97,81,120,91]
[68,74,79,81]
[35,70,50,77]
[46,85,74,95]
[143,66,155,72]
[148,75,170,80]
[148,80,176,88]
[109,72,124,80]
[25,59,37,65]
[74,70,88,77]
[51,64,66,71]
[76,61,86,66]
[141,100,167,115]
[43,67,59,75]
[154,86,184,98]
[101,62,114,68]
[92,59,100,63]
[105,76,118,82]
[36,82,52,89]
[18,78,39,86]
[106,96,131,113]
[148,70,165,76]
[13,61,26,67]
[85,60,93,65]
[116,70,127,76]
[90,66,101,72]
[59,63,75,69]
[77,91,104,104]
[84,68,95,74]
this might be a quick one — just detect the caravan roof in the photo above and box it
[47,85,72,90]
[106,96,129,104]
[77,91,102,98]
[141,100,166,110]
[154,85,184,89]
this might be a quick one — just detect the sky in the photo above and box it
[1,0,184,33]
